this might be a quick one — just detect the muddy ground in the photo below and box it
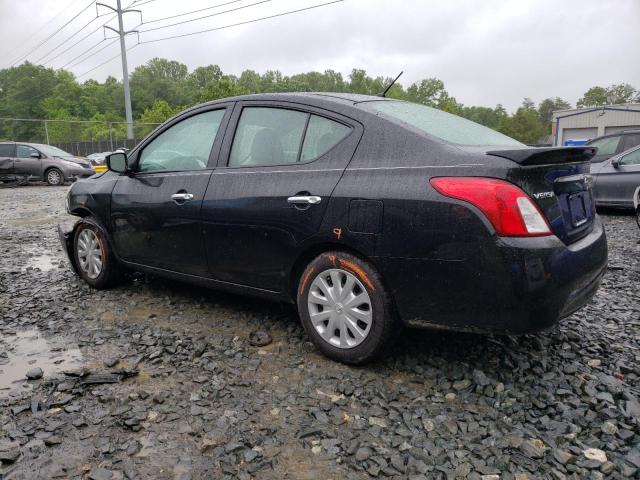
[0,184,639,480]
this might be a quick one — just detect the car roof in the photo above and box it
[193,92,391,115]
[587,130,640,142]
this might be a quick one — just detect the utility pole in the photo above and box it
[97,1,140,140]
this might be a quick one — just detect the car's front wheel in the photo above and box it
[636,193,640,229]
[297,251,397,364]
[73,220,123,289]
[45,168,64,186]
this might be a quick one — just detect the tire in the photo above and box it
[297,251,397,364]
[45,168,65,186]
[636,190,640,229]
[73,219,124,289]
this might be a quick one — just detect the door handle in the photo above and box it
[171,193,194,202]
[287,195,321,205]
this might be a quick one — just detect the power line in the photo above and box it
[0,0,81,61]
[68,38,120,69]
[143,0,244,24]
[34,13,104,65]
[76,43,139,79]
[43,15,118,67]
[140,0,273,33]
[62,39,107,69]
[9,0,96,67]
[41,0,140,67]
[139,0,344,44]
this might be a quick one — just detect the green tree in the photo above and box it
[137,100,181,137]
[605,83,637,104]
[129,58,190,115]
[498,98,546,144]
[199,78,247,103]
[577,84,637,108]
[538,97,571,125]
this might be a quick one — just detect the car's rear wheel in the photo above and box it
[45,168,64,186]
[73,220,123,289]
[297,251,397,364]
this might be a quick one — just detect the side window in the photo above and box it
[622,134,640,151]
[229,107,307,167]
[0,144,14,157]
[590,136,620,156]
[621,149,640,166]
[300,115,351,162]
[17,145,39,158]
[138,109,225,173]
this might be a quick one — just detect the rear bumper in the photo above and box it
[376,216,608,334]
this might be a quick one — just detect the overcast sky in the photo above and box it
[0,0,638,112]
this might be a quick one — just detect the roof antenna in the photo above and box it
[379,71,403,98]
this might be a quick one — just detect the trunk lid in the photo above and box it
[487,146,597,244]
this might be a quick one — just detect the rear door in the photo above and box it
[110,106,230,276]
[202,102,361,291]
[0,143,15,179]
[593,147,640,207]
[15,144,44,179]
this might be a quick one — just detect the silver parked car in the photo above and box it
[591,144,640,209]
[0,142,95,186]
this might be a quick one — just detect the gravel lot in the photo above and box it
[0,184,639,480]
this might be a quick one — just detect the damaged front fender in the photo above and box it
[57,223,80,276]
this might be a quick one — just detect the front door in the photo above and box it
[202,102,361,292]
[0,143,15,180]
[15,144,43,179]
[593,147,640,206]
[110,107,229,276]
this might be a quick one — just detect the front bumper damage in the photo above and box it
[57,222,80,276]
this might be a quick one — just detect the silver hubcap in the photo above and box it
[307,268,373,349]
[47,170,61,184]
[77,229,103,279]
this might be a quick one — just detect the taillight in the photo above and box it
[430,177,552,237]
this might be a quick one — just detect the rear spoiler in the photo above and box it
[486,146,597,166]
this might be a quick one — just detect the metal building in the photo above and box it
[552,103,640,146]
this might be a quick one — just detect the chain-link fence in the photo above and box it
[0,118,162,156]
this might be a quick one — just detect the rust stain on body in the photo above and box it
[299,267,315,295]
[338,259,375,291]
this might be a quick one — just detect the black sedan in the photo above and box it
[59,93,608,364]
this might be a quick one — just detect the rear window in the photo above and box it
[364,100,523,146]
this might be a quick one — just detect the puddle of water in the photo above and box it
[23,254,58,272]
[0,329,82,398]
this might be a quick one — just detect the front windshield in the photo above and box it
[38,145,74,157]
[364,100,523,146]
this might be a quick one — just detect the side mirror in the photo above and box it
[30,152,41,159]
[106,152,128,173]
[611,158,620,169]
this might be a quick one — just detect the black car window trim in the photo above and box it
[128,105,231,175]
[223,105,354,169]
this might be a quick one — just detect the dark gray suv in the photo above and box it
[0,142,95,186]
[586,130,640,163]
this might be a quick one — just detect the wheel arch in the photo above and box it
[287,241,383,302]
[43,165,65,182]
